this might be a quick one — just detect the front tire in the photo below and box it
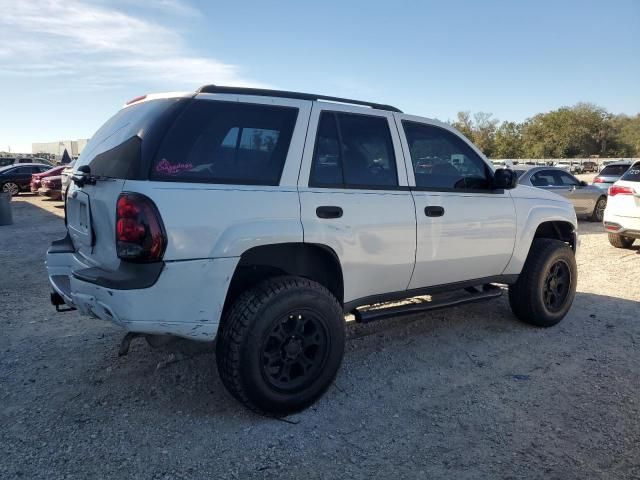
[509,239,577,327]
[216,276,345,415]
[608,233,635,249]
[2,182,19,196]
[590,196,606,222]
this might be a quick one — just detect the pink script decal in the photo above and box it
[155,158,194,174]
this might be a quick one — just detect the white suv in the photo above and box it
[47,86,579,414]
[604,161,640,248]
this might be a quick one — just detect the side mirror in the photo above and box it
[493,168,518,189]
[579,180,588,187]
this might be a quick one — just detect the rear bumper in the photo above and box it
[603,212,640,239]
[39,187,62,198]
[46,239,239,341]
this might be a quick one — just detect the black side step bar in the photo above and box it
[352,284,503,323]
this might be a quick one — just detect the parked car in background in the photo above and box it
[592,161,632,191]
[38,175,63,200]
[604,161,640,248]
[1,163,51,196]
[0,157,55,168]
[554,161,584,174]
[31,165,65,193]
[60,160,76,200]
[515,166,607,221]
[582,161,598,173]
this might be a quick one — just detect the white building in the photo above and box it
[32,139,89,158]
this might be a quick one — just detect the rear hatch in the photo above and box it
[65,96,189,269]
[594,164,631,187]
[607,163,640,219]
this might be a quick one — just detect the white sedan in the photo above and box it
[604,161,640,248]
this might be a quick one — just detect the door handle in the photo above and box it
[316,206,343,219]
[424,206,445,217]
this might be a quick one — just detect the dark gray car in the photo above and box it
[592,161,632,191]
[515,166,607,221]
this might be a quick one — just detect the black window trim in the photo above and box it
[308,110,402,191]
[149,99,300,187]
[400,120,505,194]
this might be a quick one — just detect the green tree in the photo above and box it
[450,103,638,159]
[493,121,523,158]
[451,111,498,157]
[451,111,474,140]
[520,103,614,158]
[610,114,640,156]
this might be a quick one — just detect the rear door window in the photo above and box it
[309,112,398,188]
[531,171,556,186]
[620,162,640,182]
[152,101,298,185]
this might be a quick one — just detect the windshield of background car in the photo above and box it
[619,162,640,182]
[599,164,630,177]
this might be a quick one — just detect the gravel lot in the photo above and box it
[1,193,639,480]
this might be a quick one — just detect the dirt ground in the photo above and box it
[1,193,639,480]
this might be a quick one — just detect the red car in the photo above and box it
[39,175,63,200]
[30,165,65,193]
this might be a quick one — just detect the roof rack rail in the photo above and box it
[196,85,402,113]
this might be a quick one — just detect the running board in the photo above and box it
[352,284,503,323]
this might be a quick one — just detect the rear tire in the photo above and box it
[590,196,606,222]
[509,239,577,327]
[608,233,635,249]
[216,276,345,415]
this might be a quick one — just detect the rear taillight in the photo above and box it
[593,177,604,183]
[608,185,635,196]
[116,193,166,262]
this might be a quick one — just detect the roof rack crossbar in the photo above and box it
[196,85,402,113]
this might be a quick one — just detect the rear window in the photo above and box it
[151,101,298,186]
[620,162,640,182]
[599,164,630,177]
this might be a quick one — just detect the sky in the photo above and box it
[0,0,638,153]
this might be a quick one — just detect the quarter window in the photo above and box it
[402,121,491,190]
[310,112,398,188]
